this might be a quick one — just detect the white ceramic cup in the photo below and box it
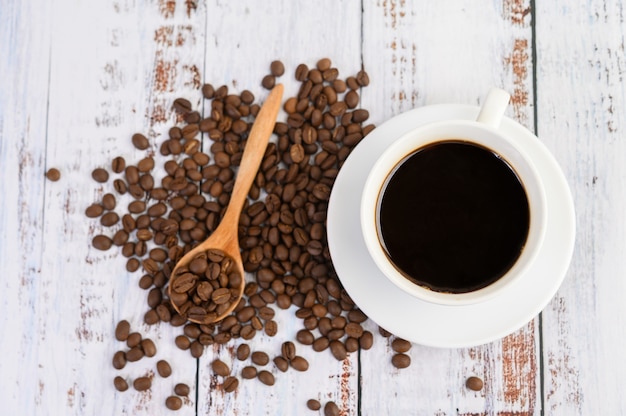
[360,88,548,306]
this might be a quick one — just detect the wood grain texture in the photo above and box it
[360,1,539,414]
[535,0,626,414]
[2,0,626,414]
[197,1,362,414]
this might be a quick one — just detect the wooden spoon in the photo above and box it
[168,84,284,324]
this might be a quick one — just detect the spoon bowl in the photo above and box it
[168,84,284,324]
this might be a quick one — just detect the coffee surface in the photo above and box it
[378,141,529,293]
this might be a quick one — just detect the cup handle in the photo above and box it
[476,88,511,128]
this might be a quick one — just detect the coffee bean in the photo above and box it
[312,337,330,352]
[111,156,125,173]
[262,75,276,90]
[112,351,126,370]
[241,366,257,379]
[290,356,309,372]
[391,338,412,353]
[270,60,285,77]
[345,337,359,353]
[359,331,374,350]
[466,376,484,391]
[223,376,239,393]
[165,395,183,410]
[45,167,61,181]
[324,401,340,416]
[92,235,113,251]
[114,320,130,341]
[356,70,370,86]
[174,383,190,396]
[330,340,347,361]
[345,322,364,339]
[281,341,296,361]
[113,376,128,392]
[85,203,104,218]
[133,377,151,391]
[391,353,411,369]
[126,347,144,362]
[173,98,192,114]
[307,399,321,411]
[157,360,172,378]
[273,356,289,372]
[175,335,191,350]
[257,370,275,386]
[296,329,314,345]
[131,133,149,150]
[212,359,230,377]
[233,343,250,361]
[251,351,269,366]
[141,338,157,357]
[295,63,309,81]
[92,168,109,183]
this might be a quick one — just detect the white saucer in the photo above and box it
[327,104,576,348]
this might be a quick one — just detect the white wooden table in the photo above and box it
[1,0,623,414]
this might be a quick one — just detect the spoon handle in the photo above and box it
[221,84,284,226]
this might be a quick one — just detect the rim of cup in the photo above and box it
[360,119,548,306]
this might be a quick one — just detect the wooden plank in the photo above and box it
[30,0,204,414]
[360,1,540,414]
[197,1,363,414]
[0,0,54,414]
[535,0,626,414]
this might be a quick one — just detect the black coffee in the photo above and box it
[378,141,529,293]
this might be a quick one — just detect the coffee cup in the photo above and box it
[360,88,547,306]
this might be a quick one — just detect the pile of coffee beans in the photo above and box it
[169,249,242,323]
[87,58,414,411]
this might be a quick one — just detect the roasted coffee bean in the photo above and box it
[126,347,144,362]
[257,370,275,386]
[46,168,61,181]
[112,351,126,369]
[378,326,393,338]
[175,335,191,350]
[391,353,411,369]
[92,168,109,183]
[296,329,314,345]
[101,193,116,210]
[85,203,104,218]
[324,401,340,416]
[290,356,309,372]
[131,133,150,150]
[262,75,276,89]
[114,320,130,341]
[329,340,347,361]
[165,396,183,411]
[174,383,190,396]
[113,376,128,392]
[270,60,285,77]
[251,351,269,366]
[111,156,125,173]
[356,70,370,86]
[235,343,251,361]
[281,341,296,361]
[133,377,151,391]
[92,235,113,251]
[391,338,412,353]
[264,320,278,337]
[141,338,157,357]
[345,322,364,339]
[273,356,289,372]
[312,337,329,352]
[345,337,359,353]
[466,376,484,391]
[223,376,239,393]
[156,359,172,378]
[126,332,142,348]
[359,331,374,350]
[241,366,258,379]
[212,359,230,377]
[307,399,321,411]
[190,341,204,358]
[173,98,192,114]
